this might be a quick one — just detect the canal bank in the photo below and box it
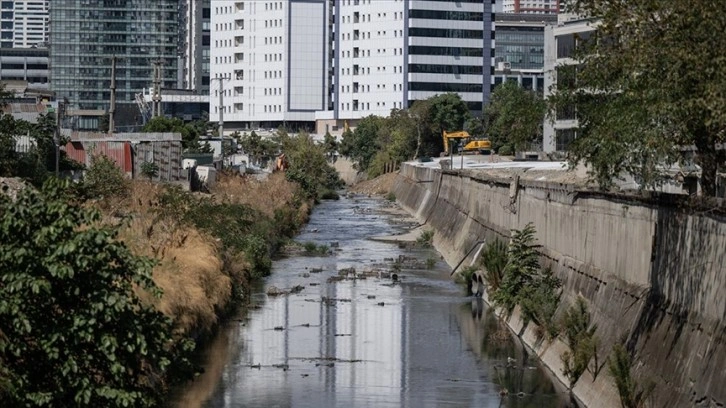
[173,194,571,407]
[391,162,726,408]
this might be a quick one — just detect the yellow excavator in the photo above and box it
[442,130,492,155]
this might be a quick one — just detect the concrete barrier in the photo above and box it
[393,163,726,408]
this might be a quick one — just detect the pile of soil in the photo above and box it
[348,172,398,196]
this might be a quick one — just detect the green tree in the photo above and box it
[367,109,419,177]
[239,131,279,166]
[426,93,472,155]
[83,154,130,201]
[281,132,341,199]
[322,131,339,160]
[0,179,193,407]
[142,116,211,153]
[551,0,726,195]
[486,81,546,153]
[339,115,385,171]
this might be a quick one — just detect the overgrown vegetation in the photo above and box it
[609,343,654,408]
[277,129,343,200]
[142,116,212,153]
[0,179,194,407]
[416,229,435,248]
[81,154,131,203]
[491,223,561,336]
[340,93,472,175]
[0,104,79,185]
[481,239,507,291]
[550,0,726,195]
[485,81,546,153]
[561,297,599,386]
[386,191,396,202]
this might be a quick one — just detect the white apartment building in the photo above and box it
[501,0,559,14]
[542,14,596,152]
[211,0,494,133]
[0,0,48,48]
[210,0,328,130]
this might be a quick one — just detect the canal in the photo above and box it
[173,195,572,408]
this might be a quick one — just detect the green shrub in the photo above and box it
[482,239,507,291]
[141,161,159,181]
[416,229,434,248]
[492,223,541,312]
[425,256,437,269]
[609,343,654,408]
[0,179,194,407]
[561,297,598,386]
[498,145,513,156]
[386,192,396,202]
[83,154,130,201]
[492,223,561,336]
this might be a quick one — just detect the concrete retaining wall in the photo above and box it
[392,164,726,408]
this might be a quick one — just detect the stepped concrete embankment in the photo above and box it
[392,162,726,408]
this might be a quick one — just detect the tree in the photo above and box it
[142,116,211,152]
[426,93,472,155]
[239,131,279,166]
[322,131,339,160]
[83,154,130,201]
[551,0,726,195]
[338,115,385,171]
[0,179,193,407]
[281,132,341,199]
[485,81,546,153]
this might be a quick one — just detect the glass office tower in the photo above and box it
[49,0,179,128]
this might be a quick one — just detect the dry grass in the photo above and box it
[116,181,231,335]
[107,175,310,336]
[212,172,301,217]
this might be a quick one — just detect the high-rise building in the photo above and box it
[210,0,329,131]
[501,0,559,14]
[210,0,495,133]
[49,1,180,128]
[179,0,211,93]
[1,0,49,49]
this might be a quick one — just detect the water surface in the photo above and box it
[174,195,571,408]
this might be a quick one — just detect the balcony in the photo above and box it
[234,36,244,46]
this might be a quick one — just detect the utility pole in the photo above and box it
[54,99,66,176]
[212,76,229,168]
[151,60,163,117]
[109,55,116,133]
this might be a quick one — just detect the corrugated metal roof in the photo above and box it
[61,130,182,142]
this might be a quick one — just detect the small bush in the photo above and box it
[416,229,434,248]
[482,239,507,291]
[83,154,130,201]
[609,343,654,408]
[386,192,396,202]
[301,241,330,256]
[498,145,513,156]
[561,297,598,386]
[141,161,159,181]
[425,256,437,269]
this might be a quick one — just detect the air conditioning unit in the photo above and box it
[497,61,512,71]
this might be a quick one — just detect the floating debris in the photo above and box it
[310,267,324,273]
[273,326,284,331]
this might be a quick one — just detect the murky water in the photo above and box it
[173,196,572,408]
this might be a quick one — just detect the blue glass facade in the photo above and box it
[49,0,179,126]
